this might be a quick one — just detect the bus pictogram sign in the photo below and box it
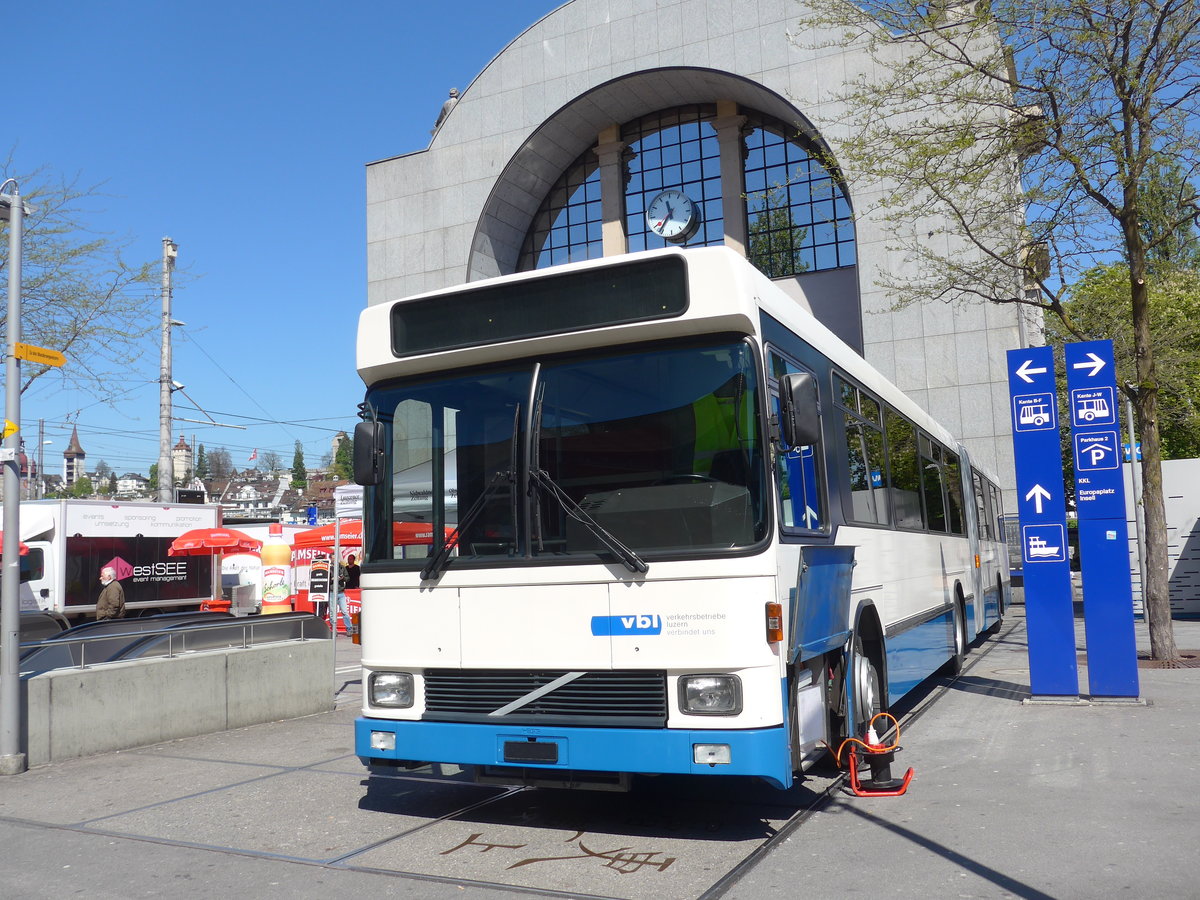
[1007,345,1079,697]
[1064,340,1139,698]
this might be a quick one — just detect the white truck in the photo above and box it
[16,499,223,620]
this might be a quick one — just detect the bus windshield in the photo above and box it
[363,339,768,569]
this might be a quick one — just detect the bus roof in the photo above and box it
[357,246,973,471]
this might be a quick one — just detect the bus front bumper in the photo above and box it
[356,717,793,788]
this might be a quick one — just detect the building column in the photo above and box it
[713,100,748,257]
[595,124,627,257]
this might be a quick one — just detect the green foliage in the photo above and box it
[290,440,307,489]
[332,434,353,480]
[1048,263,1200,459]
[147,463,158,492]
[70,476,94,498]
[747,188,811,279]
[194,445,209,480]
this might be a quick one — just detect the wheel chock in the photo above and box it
[847,744,914,797]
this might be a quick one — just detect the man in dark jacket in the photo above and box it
[96,566,126,620]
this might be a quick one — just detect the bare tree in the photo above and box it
[1,156,158,399]
[259,450,283,473]
[788,0,1199,660]
[207,447,233,481]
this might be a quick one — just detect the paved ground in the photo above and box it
[0,609,1196,900]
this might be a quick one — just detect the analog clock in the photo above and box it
[646,189,700,243]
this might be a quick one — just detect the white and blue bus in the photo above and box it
[352,247,1009,791]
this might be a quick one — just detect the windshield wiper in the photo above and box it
[528,468,648,574]
[421,468,513,581]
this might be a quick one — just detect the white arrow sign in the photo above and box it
[1025,483,1053,514]
[1015,359,1048,383]
[1071,352,1105,377]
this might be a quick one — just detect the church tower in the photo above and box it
[63,425,86,487]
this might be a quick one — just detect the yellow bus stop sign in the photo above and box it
[14,343,66,367]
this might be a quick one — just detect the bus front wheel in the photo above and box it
[829,631,884,745]
[851,633,884,738]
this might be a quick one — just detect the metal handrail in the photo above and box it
[18,613,329,673]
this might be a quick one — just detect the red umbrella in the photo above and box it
[0,532,29,556]
[292,520,447,551]
[168,527,263,557]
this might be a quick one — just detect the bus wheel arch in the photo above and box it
[988,574,1006,633]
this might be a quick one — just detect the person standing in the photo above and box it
[336,553,360,636]
[96,566,126,620]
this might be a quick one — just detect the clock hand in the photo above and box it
[656,202,675,230]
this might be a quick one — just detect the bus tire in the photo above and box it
[941,594,967,675]
[829,623,885,747]
[850,631,885,739]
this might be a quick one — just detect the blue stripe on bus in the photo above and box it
[356,717,793,788]
[590,614,663,636]
[884,606,956,702]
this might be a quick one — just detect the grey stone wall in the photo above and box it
[22,640,334,766]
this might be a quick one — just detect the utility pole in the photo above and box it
[158,238,178,502]
[1126,395,1148,615]
[1,179,27,775]
[37,419,45,499]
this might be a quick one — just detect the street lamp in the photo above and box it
[0,178,28,775]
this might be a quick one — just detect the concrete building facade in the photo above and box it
[365,0,1023,491]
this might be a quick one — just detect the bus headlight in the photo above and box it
[369,672,415,708]
[679,674,742,715]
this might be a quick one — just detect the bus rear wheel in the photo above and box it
[941,596,967,675]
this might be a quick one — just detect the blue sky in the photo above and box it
[9,0,558,479]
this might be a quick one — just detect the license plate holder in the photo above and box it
[503,740,559,764]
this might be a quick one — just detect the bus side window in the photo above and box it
[885,408,923,529]
[835,374,889,526]
[944,450,965,535]
[972,469,991,540]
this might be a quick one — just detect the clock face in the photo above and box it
[646,189,699,243]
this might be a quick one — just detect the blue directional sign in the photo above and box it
[1007,346,1079,697]
[1065,340,1139,698]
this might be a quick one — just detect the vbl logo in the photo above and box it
[590,614,662,636]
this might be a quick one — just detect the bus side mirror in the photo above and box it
[778,372,820,448]
[353,421,385,486]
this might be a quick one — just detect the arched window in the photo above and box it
[518,106,855,278]
[743,115,856,277]
[517,154,602,270]
[623,105,724,252]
